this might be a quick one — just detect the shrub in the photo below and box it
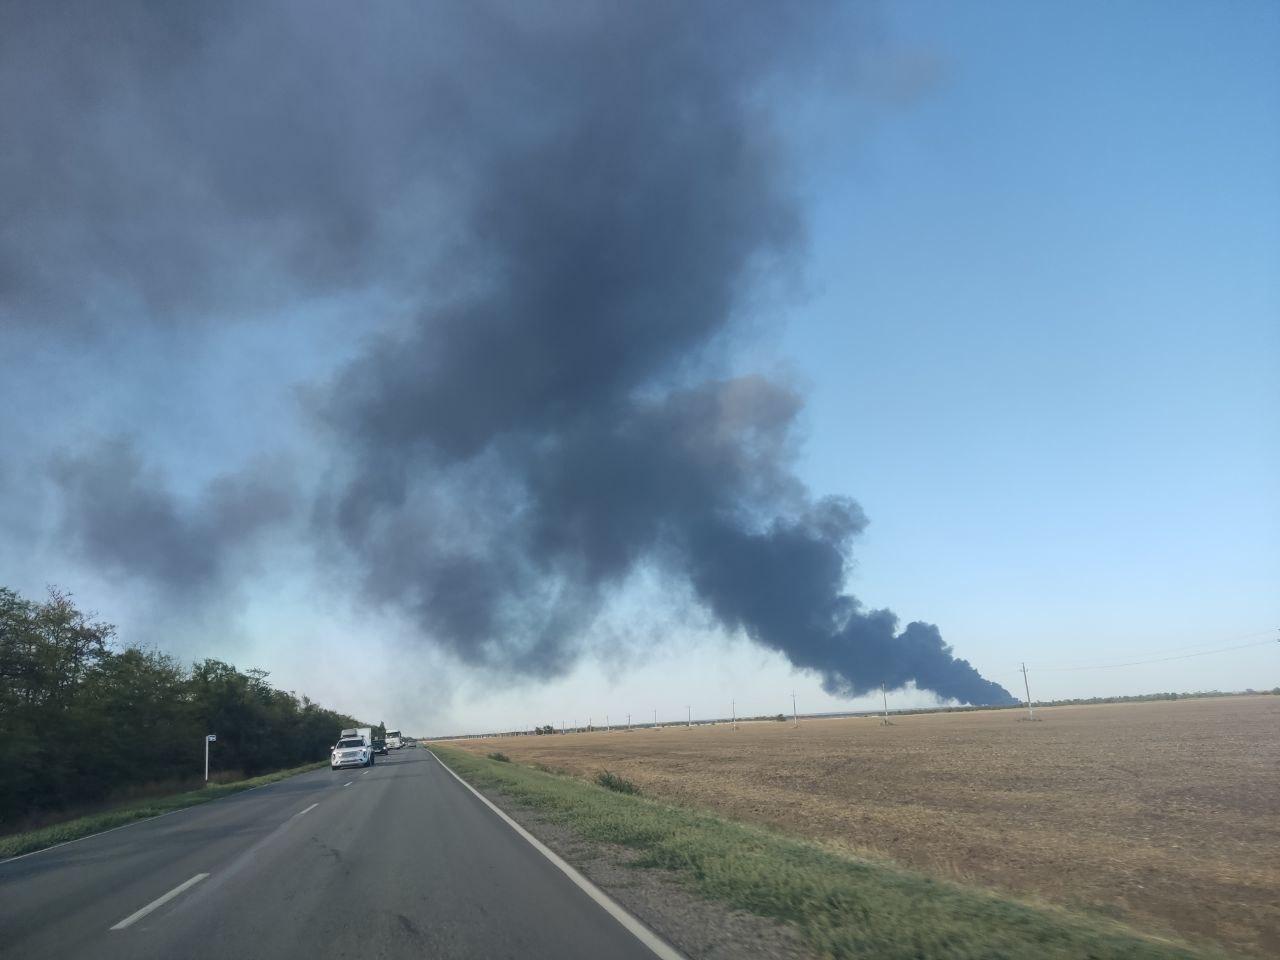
[594,770,640,795]
[487,752,511,762]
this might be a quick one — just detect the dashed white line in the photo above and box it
[343,781,353,787]
[362,770,370,776]
[110,873,209,930]
[0,766,324,867]
[294,802,319,818]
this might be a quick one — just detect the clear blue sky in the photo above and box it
[777,0,1280,699]
[1,1,1275,733]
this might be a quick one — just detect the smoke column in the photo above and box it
[1,1,1016,705]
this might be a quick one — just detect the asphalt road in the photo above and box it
[0,748,671,959]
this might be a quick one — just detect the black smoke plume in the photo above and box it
[50,439,292,595]
[4,1,1014,704]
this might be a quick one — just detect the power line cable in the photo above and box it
[1029,629,1274,669]
[1030,635,1278,672]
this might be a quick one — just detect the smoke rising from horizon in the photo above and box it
[2,1,1015,705]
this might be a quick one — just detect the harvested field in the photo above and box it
[447,696,1279,957]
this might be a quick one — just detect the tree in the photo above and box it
[0,585,368,828]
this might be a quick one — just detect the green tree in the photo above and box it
[0,586,367,829]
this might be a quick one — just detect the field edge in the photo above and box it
[431,745,1230,960]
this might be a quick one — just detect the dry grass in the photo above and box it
[448,696,1279,958]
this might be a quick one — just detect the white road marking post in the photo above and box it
[110,873,209,930]
[428,749,687,960]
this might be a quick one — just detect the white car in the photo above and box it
[331,737,374,770]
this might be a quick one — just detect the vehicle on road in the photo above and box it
[340,726,373,744]
[386,729,403,749]
[372,737,388,755]
[331,737,374,770]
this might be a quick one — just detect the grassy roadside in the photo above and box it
[0,761,326,861]
[432,746,1226,960]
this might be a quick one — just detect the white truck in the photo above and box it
[385,729,403,750]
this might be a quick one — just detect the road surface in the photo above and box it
[0,748,672,959]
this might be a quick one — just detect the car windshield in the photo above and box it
[336,740,364,749]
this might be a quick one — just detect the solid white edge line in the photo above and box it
[294,802,319,818]
[109,872,210,930]
[427,749,687,960]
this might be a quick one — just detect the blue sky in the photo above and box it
[1,1,1275,734]
[781,0,1279,698]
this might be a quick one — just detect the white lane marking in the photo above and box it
[427,750,686,960]
[343,781,353,787]
[110,873,209,930]
[294,803,319,818]
[0,766,329,867]
[362,770,370,776]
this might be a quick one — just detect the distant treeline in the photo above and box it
[1028,689,1278,707]
[0,586,364,830]
[435,689,1279,741]
[814,687,1280,720]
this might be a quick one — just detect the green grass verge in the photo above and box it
[0,761,326,860]
[432,746,1226,960]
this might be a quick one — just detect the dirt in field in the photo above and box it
[445,697,1280,958]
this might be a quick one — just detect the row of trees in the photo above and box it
[0,586,365,830]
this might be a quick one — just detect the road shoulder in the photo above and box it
[467,780,817,960]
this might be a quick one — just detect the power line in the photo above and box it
[1031,636,1277,672]
[1031,629,1275,670]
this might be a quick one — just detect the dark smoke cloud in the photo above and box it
[50,439,292,594]
[4,1,1014,704]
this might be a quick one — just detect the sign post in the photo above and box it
[205,734,217,783]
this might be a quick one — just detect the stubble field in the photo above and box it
[449,696,1279,957]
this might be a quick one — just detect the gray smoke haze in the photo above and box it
[49,439,293,595]
[2,1,1015,705]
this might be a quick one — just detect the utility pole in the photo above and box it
[654,708,658,729]
[881,682,889,726]
[606,713,610,732]
[791,691,798,727]
[204,733,216,783]
[627,713,631,731]
[732,698,737,731]
[1021,662,1035,720]
[687,705,691,728]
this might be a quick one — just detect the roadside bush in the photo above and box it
[487,752,511,762]
[594,770,640,795]
[0,585,364,832]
